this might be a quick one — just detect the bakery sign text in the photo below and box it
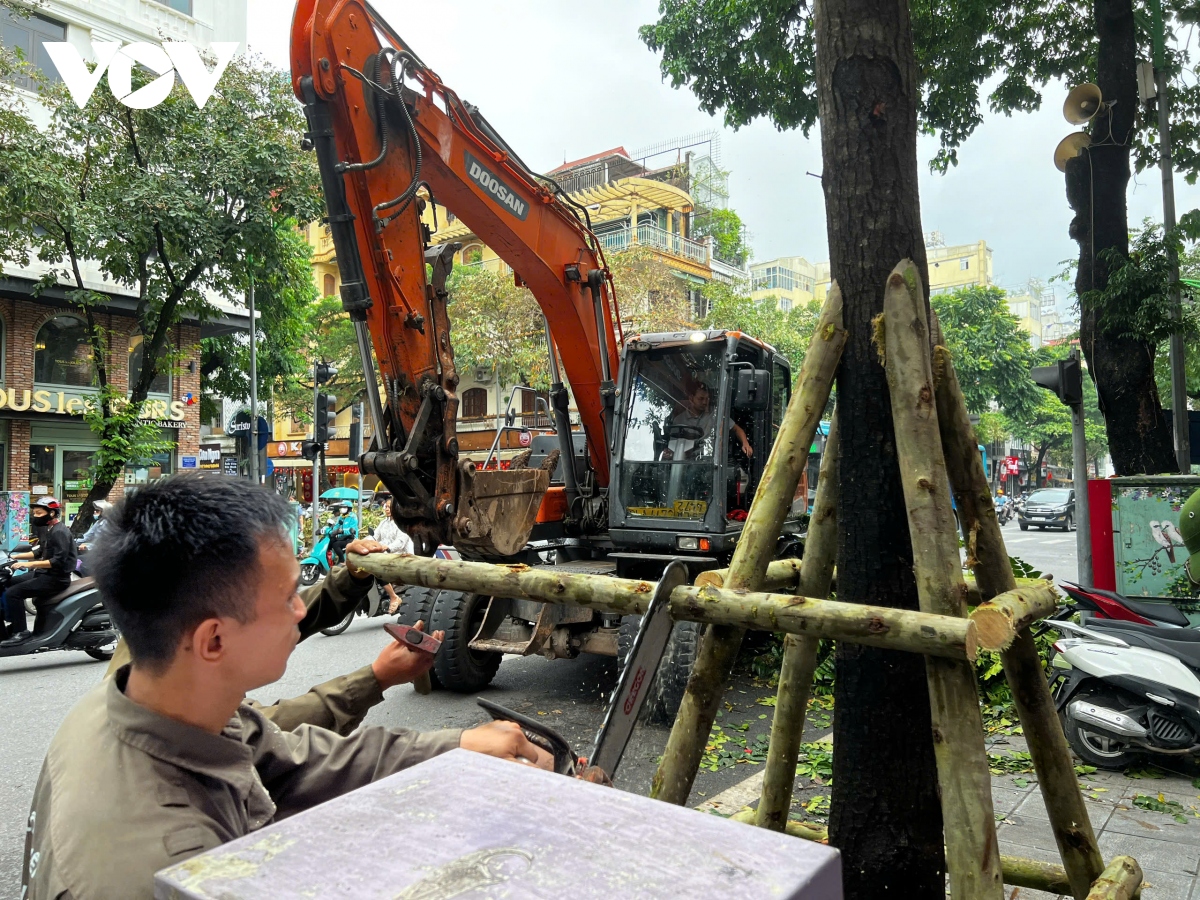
[0,388,186,422]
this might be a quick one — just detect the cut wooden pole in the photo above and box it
[652,285,847,806]
[882,260,1002,900]
[970,582,1060,651]
[934,339,1105,900]
[756,411,840,831]
[350,554,978,661]
[1085,857,1143,900]
[695,558,803,593]
[731,807,828,842]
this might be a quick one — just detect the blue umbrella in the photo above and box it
[320,487,360,501]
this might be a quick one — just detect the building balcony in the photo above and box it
[599,223,708,266]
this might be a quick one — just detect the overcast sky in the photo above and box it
[247,0,1200,313]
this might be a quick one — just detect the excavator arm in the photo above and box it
[291,0,620,557]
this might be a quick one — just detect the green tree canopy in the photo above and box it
[700,279,823,375]
[930,286,1039,420]
[0,53,322,526]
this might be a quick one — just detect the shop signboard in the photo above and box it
[222,456,238,476]
[0,388,185,423]
[1004,456,1021,475]
[181,456,197,469]
[199,444,221,470]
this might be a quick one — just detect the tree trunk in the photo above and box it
[1065,0,1175,476]
[814,0,944,894]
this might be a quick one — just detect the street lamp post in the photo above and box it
[248,270,259,484]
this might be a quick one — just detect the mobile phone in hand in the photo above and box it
[383,622,442,655]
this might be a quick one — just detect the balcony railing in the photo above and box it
[597,224,709,265]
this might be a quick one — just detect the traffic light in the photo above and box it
[314,392,337,443]
[1031,355,1083,406]
[301,440,321,461]
[314,362,337,385]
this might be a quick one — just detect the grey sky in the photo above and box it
[249,0,1200,312]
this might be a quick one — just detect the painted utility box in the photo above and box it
[0,492,30,552]
[1105,476,1200,600]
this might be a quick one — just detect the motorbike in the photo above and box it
[0,545,118,661]
[1046,614,1200,769]
[299,515,357,587]
[994,495,1014,525]
[319,581,394,636]
[1058,581,1192,628]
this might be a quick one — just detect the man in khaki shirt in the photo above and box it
[23,474,549,900]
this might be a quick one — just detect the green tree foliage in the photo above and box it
[700,280,822,375]
[692,207,749,266]
[930,286,1039,420]
[0,54,322,527]
[640,0,1199,178]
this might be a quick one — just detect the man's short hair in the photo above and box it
[92,474,295,671]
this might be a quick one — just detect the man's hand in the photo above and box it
[370,620,444,690]
[345,538,388,579]
[741,439,754,458]
[460,720,554,770]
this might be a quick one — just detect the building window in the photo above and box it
[960,258,970,270]
[157,0,193,14]
[463,245,484,265]
[0,9,66,90]
[462,387,487,418]
[34,315,94,387]
[128,333,171,394]
[779,298,793,312]
[323,274,336,297]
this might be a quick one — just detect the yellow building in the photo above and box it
[808,234,992,302]
[750,256,819,310]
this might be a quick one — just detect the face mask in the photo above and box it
[31,513,50,527]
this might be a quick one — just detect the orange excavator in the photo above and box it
[291,0,801,711]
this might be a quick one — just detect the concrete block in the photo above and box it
[155,750,843,899]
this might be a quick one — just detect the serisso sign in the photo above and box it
[0,388,185,423]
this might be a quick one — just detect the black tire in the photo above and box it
[429,591,501,693]
[617,616,702,725]
[320,611,355,637]
[1065,514,1075,532]
[85,642,116,661]
[1064,693,1140,769]
[1019,522,1029,531]
[394,586,441,688]
[300,563,322,587]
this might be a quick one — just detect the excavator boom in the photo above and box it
[291,0,620,556]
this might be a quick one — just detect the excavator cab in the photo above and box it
[609,330,798,572]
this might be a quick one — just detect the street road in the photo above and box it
[0,519,1075,896]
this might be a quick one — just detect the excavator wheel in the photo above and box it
[617,616,701,725]
[429,590,502,693]
[394,586,440,688]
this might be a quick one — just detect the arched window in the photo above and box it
[34,315,93,386]
[463,244,484,265]
[323,273,336,297]
[128,332,170,394]
[462,387,487,418]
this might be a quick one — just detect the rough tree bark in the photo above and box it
[1065,0,1175,475]
[814,0,945,894]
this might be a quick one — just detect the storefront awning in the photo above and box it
[271,457,357,470]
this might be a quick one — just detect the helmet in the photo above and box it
[33,497,61,513]
[93,499,112,515]
[997,489,1005,496]
[1179,489,1200,583]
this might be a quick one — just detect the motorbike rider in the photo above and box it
[77,499,111,576]
[327,501,359,564]
[1,497,77,645]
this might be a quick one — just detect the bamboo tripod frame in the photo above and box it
[351,266,1133,899]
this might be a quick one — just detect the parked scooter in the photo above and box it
[1047,615,1200,768]
[1058,581,1192,628]
[0,545,118,661]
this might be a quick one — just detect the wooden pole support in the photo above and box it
[883,260,1002,900]
[349,555,977,659]
[696,558,803,593]
[730,807,828,842]
[756,415,840,831]
[652,285,847,806]
[934,340,1105,900]
[970,583,1061,651]
[1085,857,1143,900]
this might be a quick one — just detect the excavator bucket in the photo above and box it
[452,462,550,559]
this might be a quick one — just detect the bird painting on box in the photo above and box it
[1150,520,1177,564]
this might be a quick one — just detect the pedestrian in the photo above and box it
[373,496,414,613]
[1,497,77,645]
[22,474,550,900]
